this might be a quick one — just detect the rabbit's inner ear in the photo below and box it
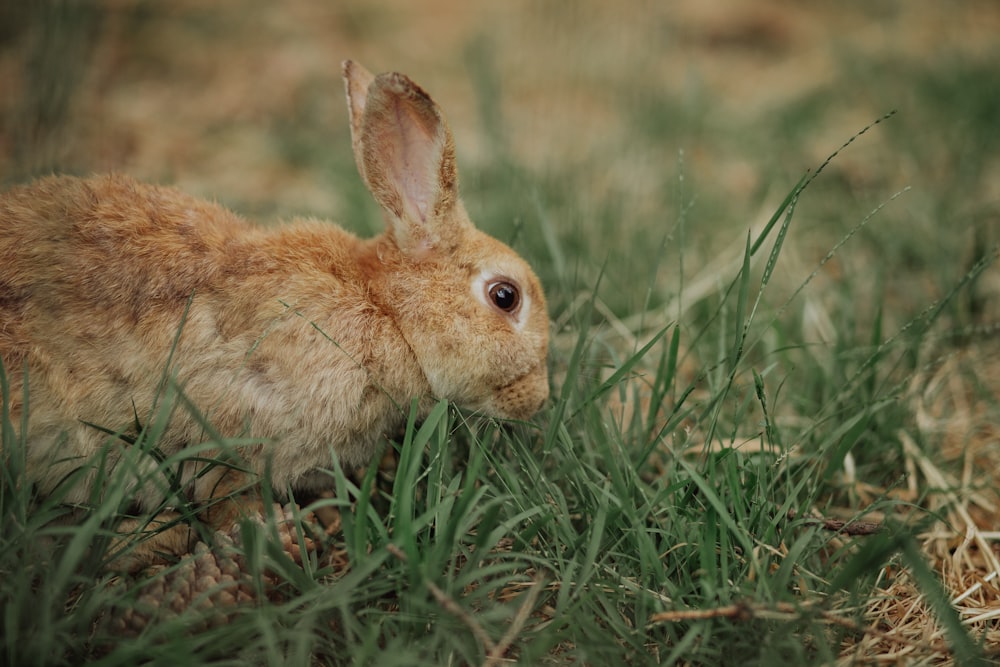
[360,72,461,251]
[385,103,444,224]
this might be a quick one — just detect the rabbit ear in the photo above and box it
[343,60,376,187]
[342,61,464,255]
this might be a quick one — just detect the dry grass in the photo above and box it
[832,341,1000,664]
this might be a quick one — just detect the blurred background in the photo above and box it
[1,0,998,329]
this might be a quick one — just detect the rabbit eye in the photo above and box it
[488,281,520,313]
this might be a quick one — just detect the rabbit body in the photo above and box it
[1,174,431,506]
[0,61,549,520]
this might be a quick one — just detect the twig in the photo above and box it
[387,543,548,667]
[787,510,883,535]
[386,543,497,654]
[808,518,883,536]
[648,601,753,623]
[484,572,547,667]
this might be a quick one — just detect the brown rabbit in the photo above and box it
[0,61,549,568]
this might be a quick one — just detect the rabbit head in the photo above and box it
[343,61,549,421]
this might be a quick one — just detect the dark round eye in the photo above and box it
[488,281,520,313]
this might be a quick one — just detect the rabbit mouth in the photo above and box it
[488,364,549,421]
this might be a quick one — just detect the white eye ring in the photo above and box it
[473,270,530,329]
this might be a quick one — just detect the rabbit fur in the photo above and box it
[0,61,549,567]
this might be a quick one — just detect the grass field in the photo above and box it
[2,1,999,665]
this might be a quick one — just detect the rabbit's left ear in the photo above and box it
[343,60,376,188]
[342,61,465,255]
